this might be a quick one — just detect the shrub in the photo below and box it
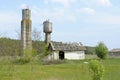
[13,57,31,64]
[89,60,104,80]
[13,48,37,64]
[42,60,66,65]
[95,42,108,59]
[36,45,51,63]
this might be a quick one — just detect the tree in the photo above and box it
[15,28,42,41]
[0,38,21,56]
[32,28,43,55]
[15,29,21,40]
[95,42,108,59]
[85,46,96,54]
[38,45,50,59]
[89,60,104,80]
[32,28,42,41]
[0,32,8,38]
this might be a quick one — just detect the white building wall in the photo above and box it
[46,54,53,60]
[65,51,85,60]
[53,52,59,60]
[47,51,85,60]
[47,52,59,60]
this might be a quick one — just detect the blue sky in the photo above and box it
[0,0,120,49]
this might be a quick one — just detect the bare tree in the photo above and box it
[0,32,2,37]
[32,28,42,41]
[15,27,42,41]
[0,32,8,38]
[15,29,21,40]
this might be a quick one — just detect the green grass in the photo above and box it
[102,58,120,80]
[0,58,120,80]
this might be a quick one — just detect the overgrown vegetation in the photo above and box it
[89,60,104,80]
[85,46,96,54]
[0,38,46,64]
[0,38,45,56]
[0,38,119,80]
[0,58,119,80]
[95,42,108,59]
[36,44,52,64]
[0,38,21,56]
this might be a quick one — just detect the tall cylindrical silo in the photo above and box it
[21,8,32,55]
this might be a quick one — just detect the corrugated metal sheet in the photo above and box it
[109,48,120,53]
[49,42,86,51]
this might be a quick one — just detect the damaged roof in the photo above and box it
[109,48,120,53]
[49,42,86,51]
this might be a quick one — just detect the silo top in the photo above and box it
[43,20,52,33]
[22,9,31,20]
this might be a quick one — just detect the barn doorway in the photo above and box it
[59,51,65,60]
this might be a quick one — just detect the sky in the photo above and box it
[0,0,120,50]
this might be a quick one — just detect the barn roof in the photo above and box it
[49,42,86,51]
[109,48,120,53]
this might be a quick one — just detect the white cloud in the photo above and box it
[94,0,112,6]
[31,6,76,23]
[0,12,20,32]
[44,0,76,7]
[81,0,112,7]
[44,0,49,4]
[21,4,29,9]
[85,14,120,25]
[0,11,21,39]
[76,7,96,15]
[0,12,20,24]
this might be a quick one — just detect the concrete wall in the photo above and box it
[21,9,32,54]
[47,51,85,60]
[46,52,59,61]
[109,52,120,57]
[65,51,85,60]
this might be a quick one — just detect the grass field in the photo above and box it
[0,58,120,80]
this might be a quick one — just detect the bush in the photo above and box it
[12,46,36,64]
[13,57,31,64]
[95,42,108,59]
[36,45,51,63]
[89,60,104,80]
[42,60,66,65]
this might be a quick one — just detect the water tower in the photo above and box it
[21,7,32,54]
[43,20,52,45]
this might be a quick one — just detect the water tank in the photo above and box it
[43,20,52,33]
[22,9,30,20]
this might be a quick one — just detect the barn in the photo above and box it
[46,42,86,60]
[109,48,120,57]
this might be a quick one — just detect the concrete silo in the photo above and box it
[21,8,32,54]
[43,20,52,45]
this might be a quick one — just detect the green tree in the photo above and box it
[95,42,108,59]
[37,44,51,63]
[38,45,51,58]
[0,38,21,56]
[85,46,95,54]
[89,60,104,80]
